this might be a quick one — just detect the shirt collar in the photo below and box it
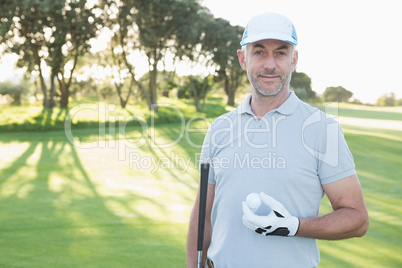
[276,91,300,115]
[239,94,253,115]
[238,91,300,116]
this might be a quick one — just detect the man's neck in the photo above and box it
[250,89,290,119]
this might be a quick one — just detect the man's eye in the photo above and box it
[255,51,264,55]
[276,51,287,56]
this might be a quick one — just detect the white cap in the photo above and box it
[240,13,298,46]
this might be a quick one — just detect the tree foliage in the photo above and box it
[376,92,396,106]
[133,0,208,110]
[0,0,101,108]
[0,82,29,105]
[290,71,316,101]
[323,86,353,102]
[178,75,212,112]
[100,0,210,110]
[201,18,245,106]
[1,0,340,110]
[98,0,143,109]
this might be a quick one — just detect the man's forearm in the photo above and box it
[297,207,369,240]
[186,207,212,267]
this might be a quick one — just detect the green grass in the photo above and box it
[0,124,203,267]
[318,126,402,267]
[0,96,228,133]
[0,100,401,267]
[314,102,402,121]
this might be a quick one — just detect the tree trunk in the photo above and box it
[60,89,69,108]
[33,78,40,101]
[190,76,203,112]
[122,47,151,110]
[37,60,49,108]
[48,74,56,108]
[149,65,158,112]
[227,71,241,107]
[13,93,22,105]
[57,76,67,108]
[227,92,235,106]
[225,77,235,106]
[118,80,133,109]
[59,52,79,108]
[200,80,208,111]
[120,99,127,109]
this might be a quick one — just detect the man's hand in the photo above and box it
[242,192,300,237]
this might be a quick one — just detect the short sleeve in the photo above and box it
[318,122,356,185]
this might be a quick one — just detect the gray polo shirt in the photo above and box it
[200,92,356,268]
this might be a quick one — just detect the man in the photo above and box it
[187,13,369,268]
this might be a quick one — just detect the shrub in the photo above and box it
[0,82,29,105]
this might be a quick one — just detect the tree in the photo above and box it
[290,71,316,101]
[134,0,207,111]
[178,75,212,111]
[0,82,29,105]
[1,0,53,107]
[98,0,142,109]
[100,0,207,111]
[0,0,101,108]
[160,71,178,98]
[322,86,353,102]
[376,92,396,106]
[201,17,245,106]
[53,0,101,108]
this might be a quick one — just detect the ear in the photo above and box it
[291,50,299,72]
[237,49,247,71]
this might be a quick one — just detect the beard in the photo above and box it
[247,69,292,97]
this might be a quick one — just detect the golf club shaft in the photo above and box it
[197,163,210,268]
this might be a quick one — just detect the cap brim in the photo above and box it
[240,33,297,46]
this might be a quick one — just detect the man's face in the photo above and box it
[238,39,298,97]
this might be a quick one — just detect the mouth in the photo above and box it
[258,74,281,82]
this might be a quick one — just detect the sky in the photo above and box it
[203,0,402,103]
[1,0,401,104]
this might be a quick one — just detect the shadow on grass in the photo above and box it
[4,116,401,267]
[0,131,188,267]
[0,96,229,134]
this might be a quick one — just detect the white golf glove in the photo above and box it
[242,192,300,237]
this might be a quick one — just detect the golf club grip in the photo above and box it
[197,163,210,252]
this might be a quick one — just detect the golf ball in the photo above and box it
[246,193,261,210]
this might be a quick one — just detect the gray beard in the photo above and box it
[247,70,292,97]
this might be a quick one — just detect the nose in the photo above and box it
[263,55,277,70]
